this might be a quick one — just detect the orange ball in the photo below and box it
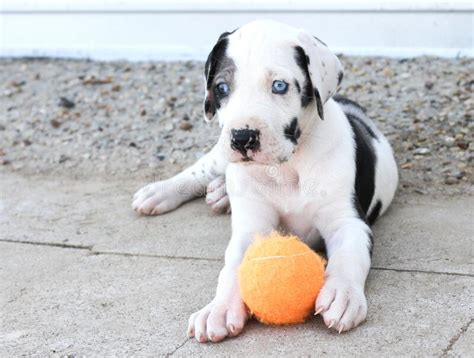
[238,232,326,325]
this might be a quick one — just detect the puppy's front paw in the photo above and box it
[132,181,182,215]
[206,176,230,214]
[187,297,248,343]
[315,277,367,333]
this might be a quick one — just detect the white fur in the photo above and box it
[132,20,398,342]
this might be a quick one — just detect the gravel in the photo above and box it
[0,56,472,196]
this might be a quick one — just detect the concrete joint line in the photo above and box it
[90,250,223,262]
[440,318,473,357]
[370,266,474,278]
[0,238,93,250]
[1,239,473,277]
[0,238,222,262]
[166,337,192,356]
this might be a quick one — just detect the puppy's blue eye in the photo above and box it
[272,80,288,94]
[216,82,230,97]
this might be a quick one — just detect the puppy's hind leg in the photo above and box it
[206,176,230,214]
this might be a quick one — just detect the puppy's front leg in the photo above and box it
[187,165,279,342]
[132,142,228,215]
[316,215,372,333]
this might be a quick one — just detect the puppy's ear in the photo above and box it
[295,31,344,120]
[203,31,234,122]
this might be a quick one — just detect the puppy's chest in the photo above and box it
[256,166,321,219]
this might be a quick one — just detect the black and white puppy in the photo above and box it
[132,20,398,342]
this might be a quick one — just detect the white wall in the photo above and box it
[1,0,472,61]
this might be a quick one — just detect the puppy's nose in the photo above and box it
[230,128,260,153]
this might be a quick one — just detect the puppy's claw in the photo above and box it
[315,307,324,315]
[328,320,335,329]
[338,324,344,334]
[197,333,207,343]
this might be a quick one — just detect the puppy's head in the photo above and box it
[203,20,343,164]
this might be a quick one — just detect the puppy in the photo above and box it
[132,20,398,342]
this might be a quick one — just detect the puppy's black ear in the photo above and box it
[295,31,344,121]
[203,30,235,122]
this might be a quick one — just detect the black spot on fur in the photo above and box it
[294,79,301,93]
[337,71,344,86]
[203,30,237,120]
[218,28,237,41]
[203,38,229,119]
[294,46,314,108]
[368,233,374,257]
[353,196,374,257]
[368,200,382,225]
[333,94,367,114]
[348,115,377,215]
[347,113,377,139]
[205,38,229,90]
[284,117,301,144]
[313,35,327,47]
[353,195,367,221]
[204,99,214,117]
[314,89,324,120]
[204,29,237,80]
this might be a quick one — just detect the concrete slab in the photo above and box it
[176,269,473,357]
[1,173,473,274]
[0,241,472,356]
[0,242,218,356]
[0,173,230,259]
[372,196,474,275]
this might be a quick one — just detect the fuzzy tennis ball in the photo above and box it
[238,232,326,325]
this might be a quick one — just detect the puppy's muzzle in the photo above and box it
[230,128,260,157]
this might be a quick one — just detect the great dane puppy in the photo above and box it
[132,20,398,342]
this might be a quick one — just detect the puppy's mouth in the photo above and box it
[229,151,289,165]
[229,152,255,163]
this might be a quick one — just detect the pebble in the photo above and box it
[382,68,394,77]
[444,176,459,185]
[401,162,414,169]
[179,121,193,131]
[50,119,62,128]
[81,76,113,85]
[414,148,431,155]
[456,140,469,150]
[444,136,455,146]
[156,153,166,161]
[58,97,75,109]
[58,154,70,163]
